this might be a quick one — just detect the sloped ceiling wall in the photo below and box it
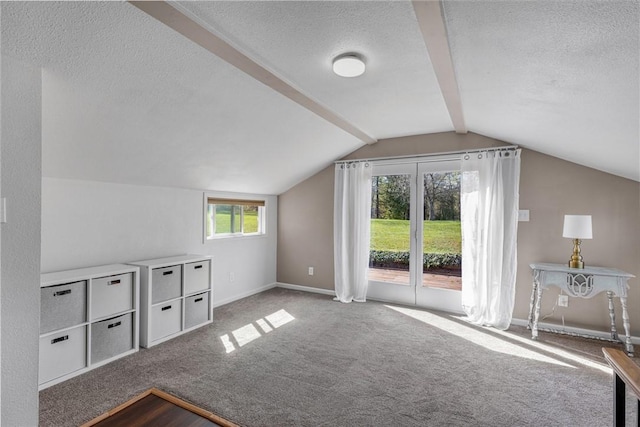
[444,1,639,181]
[1,1,637,195]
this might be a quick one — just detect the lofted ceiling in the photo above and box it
[1,1,638,195]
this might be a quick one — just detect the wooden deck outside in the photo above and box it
[368,268,462,291]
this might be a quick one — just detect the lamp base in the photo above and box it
[568,260,584,269]
[568,238,585,269]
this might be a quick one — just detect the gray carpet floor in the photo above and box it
[39,287,638,426]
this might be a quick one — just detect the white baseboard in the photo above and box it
[511,318,640,345]
[213,282,277,308]
[275,282,336,296]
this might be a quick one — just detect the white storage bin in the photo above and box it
[40,281,86,334]
[90,273,133,320]
[91,312,133,364]
[151,265,182,303]
[185,292,210,329]
[184,260,210,295]
[151,301,182,342]
[39,325,86,384]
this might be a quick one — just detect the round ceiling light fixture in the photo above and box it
[332,54,366,78]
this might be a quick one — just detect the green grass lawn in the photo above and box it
[210,211,259,235]
[370,219,461,253]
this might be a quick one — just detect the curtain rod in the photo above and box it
[334,145,518,164]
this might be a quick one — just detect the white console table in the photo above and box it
[528,263,635,356]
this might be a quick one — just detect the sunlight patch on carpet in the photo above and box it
[220,309,295,354]
[386,305,574,368]
[233,323,262,347]
[265,309,296,328]
[477,324,611,374]
[256,318,273,333]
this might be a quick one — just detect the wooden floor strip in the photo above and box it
[81,388,240,427]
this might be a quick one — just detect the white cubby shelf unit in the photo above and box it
[128,254,213,348]
[39,264,140,390]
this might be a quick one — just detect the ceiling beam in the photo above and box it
[129,1,377,145]
[412,0,467,134]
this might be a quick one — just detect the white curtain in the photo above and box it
[461,149,521,329]
[334,162,372,303]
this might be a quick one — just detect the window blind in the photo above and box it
[207,198,265,207]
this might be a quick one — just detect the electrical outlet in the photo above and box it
[229,272,235,282]
[558,295,569,307]
[308,267,314,276]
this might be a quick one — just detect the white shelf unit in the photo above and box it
[39,264,140,390]
[129,254,213,348]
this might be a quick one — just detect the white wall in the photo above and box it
[1,55,42,426]
[42,178,278,308]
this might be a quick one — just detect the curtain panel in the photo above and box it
[461,149,521,329]
[334,162,372,303]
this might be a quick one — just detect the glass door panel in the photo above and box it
[421,171,462,289]
[367,164,416,305]
[416,161,462,312]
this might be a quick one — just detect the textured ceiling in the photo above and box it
[444,0,639,182]
[1,1,365,194]
[1,1,638,195]
[175,1,452,140]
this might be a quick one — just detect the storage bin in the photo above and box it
[90,273,133,320]
[185,292,210,329]
[40,281,87,334]
[39,325,86,384]
[91,312,133,364]
[151,301,182,342]
[184,260,210,294]
[151,265,182,303]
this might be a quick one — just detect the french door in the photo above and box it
[367,159,462,313]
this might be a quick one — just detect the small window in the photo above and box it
[206,198,265,239]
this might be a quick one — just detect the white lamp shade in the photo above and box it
[562,215,593,239]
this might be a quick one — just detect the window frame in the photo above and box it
[203,195,267,241]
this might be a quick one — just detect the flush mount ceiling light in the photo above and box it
[332,54,366,78]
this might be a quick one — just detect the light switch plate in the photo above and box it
[518,209,530,222]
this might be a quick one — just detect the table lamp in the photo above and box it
[562,215,592,269]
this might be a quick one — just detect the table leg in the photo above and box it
[606,291,618,340]
[532,281,543,340]
[619,297,634,356]
[528,277,538,330]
